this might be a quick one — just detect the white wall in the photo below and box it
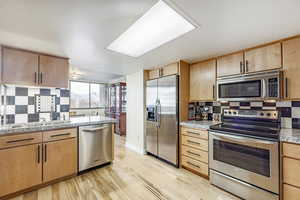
[126,70,145,154]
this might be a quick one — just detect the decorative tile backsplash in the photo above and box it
[1,85,70,124]
[189,101,300,129]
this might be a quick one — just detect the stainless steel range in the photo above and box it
[209,109,280,200]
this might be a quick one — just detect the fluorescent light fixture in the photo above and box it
[107,0,196,57]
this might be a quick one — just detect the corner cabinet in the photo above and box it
[1,46,69,88]
[283,37,300,100]
[190,59,216,101]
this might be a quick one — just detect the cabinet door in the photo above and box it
[162,62,178,76]
[43,138,77,182]
[190,60,216,101]
[148,69,160,80]
[283,37,300,99]
[244,43,282,73]
[0,144,42,197]
[2,47,39,86]
[39,55,69,88]
[217,52,243,77]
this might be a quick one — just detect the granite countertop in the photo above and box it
[280,128,300,144]
[0,116,117,136]
[180,120,221,130]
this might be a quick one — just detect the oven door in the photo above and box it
[209,131,279,194]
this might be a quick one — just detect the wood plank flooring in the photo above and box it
[9,135,240,200]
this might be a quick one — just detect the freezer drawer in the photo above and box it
[79,124,112,172]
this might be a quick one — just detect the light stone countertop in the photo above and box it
[280,128,300,144]
[0,116,117,137]
[180,120,221,130]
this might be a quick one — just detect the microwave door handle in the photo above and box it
[261,79,267,98]
[211,132,277,145]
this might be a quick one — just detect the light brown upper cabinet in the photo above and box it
[283,37,300,99]
[190,60,216,101]
[2,47,39,86]
[217,52,244,77]
[161,62,178,77]
[0,144,42,197]
[244,43,282,73]
[43,138,77,182]
[39,55,69,88]
[147,62,179,80]
[148,68,160,80]
[1,46,69,88]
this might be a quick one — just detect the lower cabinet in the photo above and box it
[43,138,77,182]
[0,144,42,197]
[282,142,300,200]
[0,128,78,198]
[180,126,209,178]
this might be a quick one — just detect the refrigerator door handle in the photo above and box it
[157,99,161,128]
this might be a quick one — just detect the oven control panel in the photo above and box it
[223,109,279,119]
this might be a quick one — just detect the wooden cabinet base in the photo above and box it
[182,166,209,180]
[0,174,76,200]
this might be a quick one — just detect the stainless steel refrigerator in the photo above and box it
[146,75,178,166]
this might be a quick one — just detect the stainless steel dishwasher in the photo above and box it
[79,124,113,172]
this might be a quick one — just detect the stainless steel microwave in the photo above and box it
[217,70,282,101]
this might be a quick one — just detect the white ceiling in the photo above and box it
[0,0,300,82]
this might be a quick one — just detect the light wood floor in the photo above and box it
[9,135,240,200]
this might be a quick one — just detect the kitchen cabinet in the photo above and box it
[217,52,244,77]
[39,55,69,88]
[161,62,178,76]
[282,142,300,199]
[189,59,216,101]
[180,126,209,178]
[1,46,69,88]
[283,37,300,100]
[244,42,282,73]
[0,132,43,198]
[147,62,179,80]
[0,128,78,199]
[2,47,39,86]
[43,138,77,182]
[148,68,160,80]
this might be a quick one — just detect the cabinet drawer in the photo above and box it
[182,135,208,151]
[181,145,208,164]
[181,127,208,140]
[182,155,208,176]
[0,132,42,149]
[43,128,77,142]
[283,157,300,187]
[284,184,300,200]
[283,142,300,160]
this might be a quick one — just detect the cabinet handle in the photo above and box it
[50,133,71,138]
[187,140,200,145]
[6,138,34,144]
[40,73,43,84]
[245,60,249,73]
[240,61,243,73]
[186,131,199,135]
[285,78,288,98]
[44,144,47,163]
[34,72,37,83]
[187,161,201,168]
[37,145,41,164]
[187,151,201,157]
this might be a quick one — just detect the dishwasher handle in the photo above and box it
[81,126,109,132]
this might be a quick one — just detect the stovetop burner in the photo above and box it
[210,109,281,140]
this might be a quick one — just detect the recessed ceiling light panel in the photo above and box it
[107,0,196,57]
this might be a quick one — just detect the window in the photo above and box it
[70,81,107,109]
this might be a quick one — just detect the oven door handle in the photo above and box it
[210,132,277,145]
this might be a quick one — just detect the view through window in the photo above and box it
[70,81,107,109]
